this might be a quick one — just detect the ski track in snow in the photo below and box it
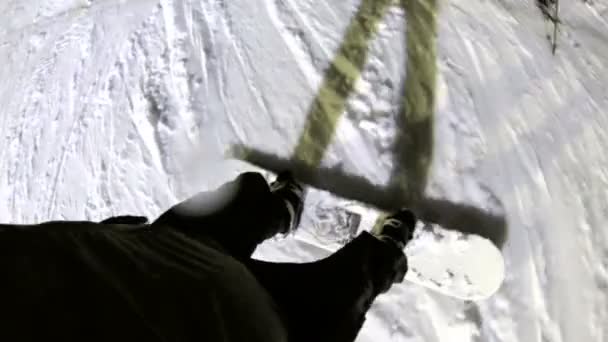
[1,0,608,341]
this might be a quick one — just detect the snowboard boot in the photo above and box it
[376,208,417,249]
[269,171,305,234]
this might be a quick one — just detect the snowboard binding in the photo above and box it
[270,170,306,234]
[375,208,417,249]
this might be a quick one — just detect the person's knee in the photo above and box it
[235,172,270,194]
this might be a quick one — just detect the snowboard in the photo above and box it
[201,158,505,301]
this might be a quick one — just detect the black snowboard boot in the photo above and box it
[376,208,417,249]
[270,171,305,234]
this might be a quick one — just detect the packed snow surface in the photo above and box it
[1,0,607,341]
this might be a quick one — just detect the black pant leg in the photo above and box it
[152,172,290,259]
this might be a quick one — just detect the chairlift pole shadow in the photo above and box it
[230,0,508,249]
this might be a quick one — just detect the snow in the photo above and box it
[1,0,607,341]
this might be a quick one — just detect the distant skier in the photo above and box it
[0,171,415,342]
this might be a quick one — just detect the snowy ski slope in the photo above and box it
[1,0,607,341]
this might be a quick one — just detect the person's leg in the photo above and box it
[245,209,415,342]
[152,171,302,259]
[99,215,149,225]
